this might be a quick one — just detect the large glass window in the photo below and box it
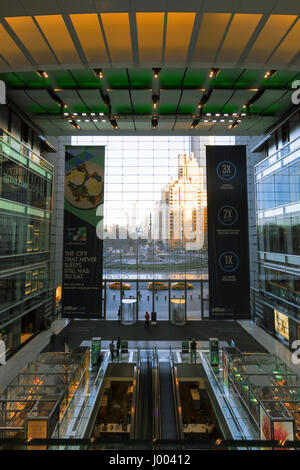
[72,135,234,320]
[260,266,300,306]
[0,264,49,313]
[257,212,300,257]
[0,154,52,211]
[0,213,51,257]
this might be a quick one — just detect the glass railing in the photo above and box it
[0,128,53,177]
[255,135,300,176]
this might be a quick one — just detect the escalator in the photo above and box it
[131,350,153,440]
[157,350,184,440]
[159,362,177,439]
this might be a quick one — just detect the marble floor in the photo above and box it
[0,317,69,394]
[238,320,300,377]
[0,318,299,398]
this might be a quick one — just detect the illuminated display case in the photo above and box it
[0,348,89,442]
[222,348,300,440]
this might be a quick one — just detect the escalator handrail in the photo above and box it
[130,348,141,439]
[169,348,184,440]
[152,347,161,441]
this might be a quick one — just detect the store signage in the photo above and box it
[206,146,250,319]
[62,146,105,318]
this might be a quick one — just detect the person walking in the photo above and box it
[116,336,121,361]
[109,340,115,361]
[50,332,56,352]
[190,338,197,363]
[117,306,121,322]
[144,312,150,328]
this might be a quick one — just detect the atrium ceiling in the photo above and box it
[0,1,299,136]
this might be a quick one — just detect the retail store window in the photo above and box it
[274,309,289,341]
[25,271,32,295]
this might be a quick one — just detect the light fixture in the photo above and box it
[110,118,118,129]
[82,113,87,116]
[264,70,277,79]
[152,117,158,129]
[190,118,200,129]
[101,92,110,107]
[70,120,80,130]
[152,95,159,110]
[199,89,213,108]
[94,68,104,79]
[152,68,161,79]
[36,70,48,79]
[64,112,68,116]
[228,119,238,129]
[47,89,66,110]
[101,119,106,122]
[247,88,266,107]
[99,112,104,116]
[209,68,220,79]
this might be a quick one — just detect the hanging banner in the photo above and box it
[62,146,105,318]
[206,145,250,319]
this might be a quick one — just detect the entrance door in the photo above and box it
[186,281,201,320]
[153,280,169,320]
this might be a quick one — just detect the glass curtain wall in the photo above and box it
[71,136,212,320]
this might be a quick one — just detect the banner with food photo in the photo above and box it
[62,146,105,318]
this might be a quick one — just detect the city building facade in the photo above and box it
[245,111,300,349]
[0,107,55,356]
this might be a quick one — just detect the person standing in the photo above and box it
[50,333,56,352]
[190,338,197,363]
[116,336,121,361]
[109,340,115,361]
[144,312,150,328]
[117,306,121,322]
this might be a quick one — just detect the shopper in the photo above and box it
[190,338,197,363]
[97,353,103,369]
[116,336,121,361]
[144,312,150,328]
[50,332,56,352]
[109,340,115,361]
